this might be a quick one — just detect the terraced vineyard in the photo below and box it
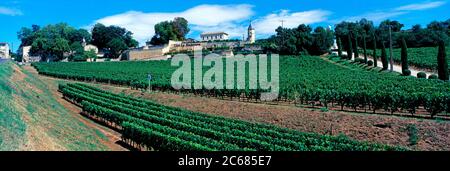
[34,56,450,116]
[59,83,404,151]
[365,46,450,71]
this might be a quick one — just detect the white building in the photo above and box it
[200,32,229,41]
[82,38,99,54]
[247,23,256,44]
[21,46,41,62]
[0,43,10,58]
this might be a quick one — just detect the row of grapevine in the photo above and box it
[59,83,405,151]
[34,56,450,116]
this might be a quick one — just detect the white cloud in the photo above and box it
[333,1,446,24]
[335,11,407,23]
[395,1,446,11]
[0,6,22,16]
[91,4,333,44]
[253,10,331,36]
[90,4,253,44]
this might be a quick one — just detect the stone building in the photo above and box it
[0,43,10,58]
[82,38,99,54]
[21,46,41,62]
[200,32,229,41]
[247,23,256,44]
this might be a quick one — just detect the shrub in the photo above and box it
[406,124,419,145]
[428,74,438,79]
[402,69,411,76]
[354,58,364,64]
[367,60,374,66]
[320,107,329,112]
[417,72,427,78]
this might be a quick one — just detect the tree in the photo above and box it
[363,35,368,63]
[381,42,388,70]
[68,29,92,43]
[91,23,138,58]
[172,17,190,40]
[310,26,334,55]
[70,42,84,55]
[353,34,359,60]
[346,34,353,59]
[150,17,190,45]
[400,37,409,74]
[27,23,75,61]
[92,23,137,50]
[373,35,378,67]
[18,23,95,61]
[107,38,128,59]
[84,49,97,61]
[337,37,343,57]
[437,40,449,81]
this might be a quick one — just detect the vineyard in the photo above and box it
[58,83,404,151]
[33,56,450,116]
[365,46,450,71]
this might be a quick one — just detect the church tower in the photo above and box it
[247,23,255,44]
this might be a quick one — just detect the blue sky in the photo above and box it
[1,0,449,51]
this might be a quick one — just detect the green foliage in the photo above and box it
[336,19,449,55]
[70,42,84,55]
[260,25,333,55]
[107,38,128,59]
[381,42,389,70]
[373,35,378,67]
[437,41,449,81]
[91,23,138,57]
[311,27,335,55]
[367,46,450,72]
[354,58,365,64]
[401,38,409,72]
[406,124,419,145]
[18,23,91,61]
[417,72,427,78]
[429,74,438,79]
[84,50,97,61]
[402,69,411,76]
[34,56,450,116]
[347,34,353,60]
[337,37,343,57]
[353,35,359,59]
[150,17,190,45]
[71,50,97,62]
[58,83,405,151]
[367,60,374,66]
[363,35,368,63]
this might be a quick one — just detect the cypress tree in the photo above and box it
[347,34,353,60]
[381,42,388,70]
[373,35,377,67]
[363,35,368,64]
[437,40,449,81]
[337,37,343,57]
[401,37,409,74]
[353,34,359,60]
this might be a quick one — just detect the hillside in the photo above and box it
[0,61,125,150]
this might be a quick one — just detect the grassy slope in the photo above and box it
[0,61,110,150]
[0,61,26,150]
